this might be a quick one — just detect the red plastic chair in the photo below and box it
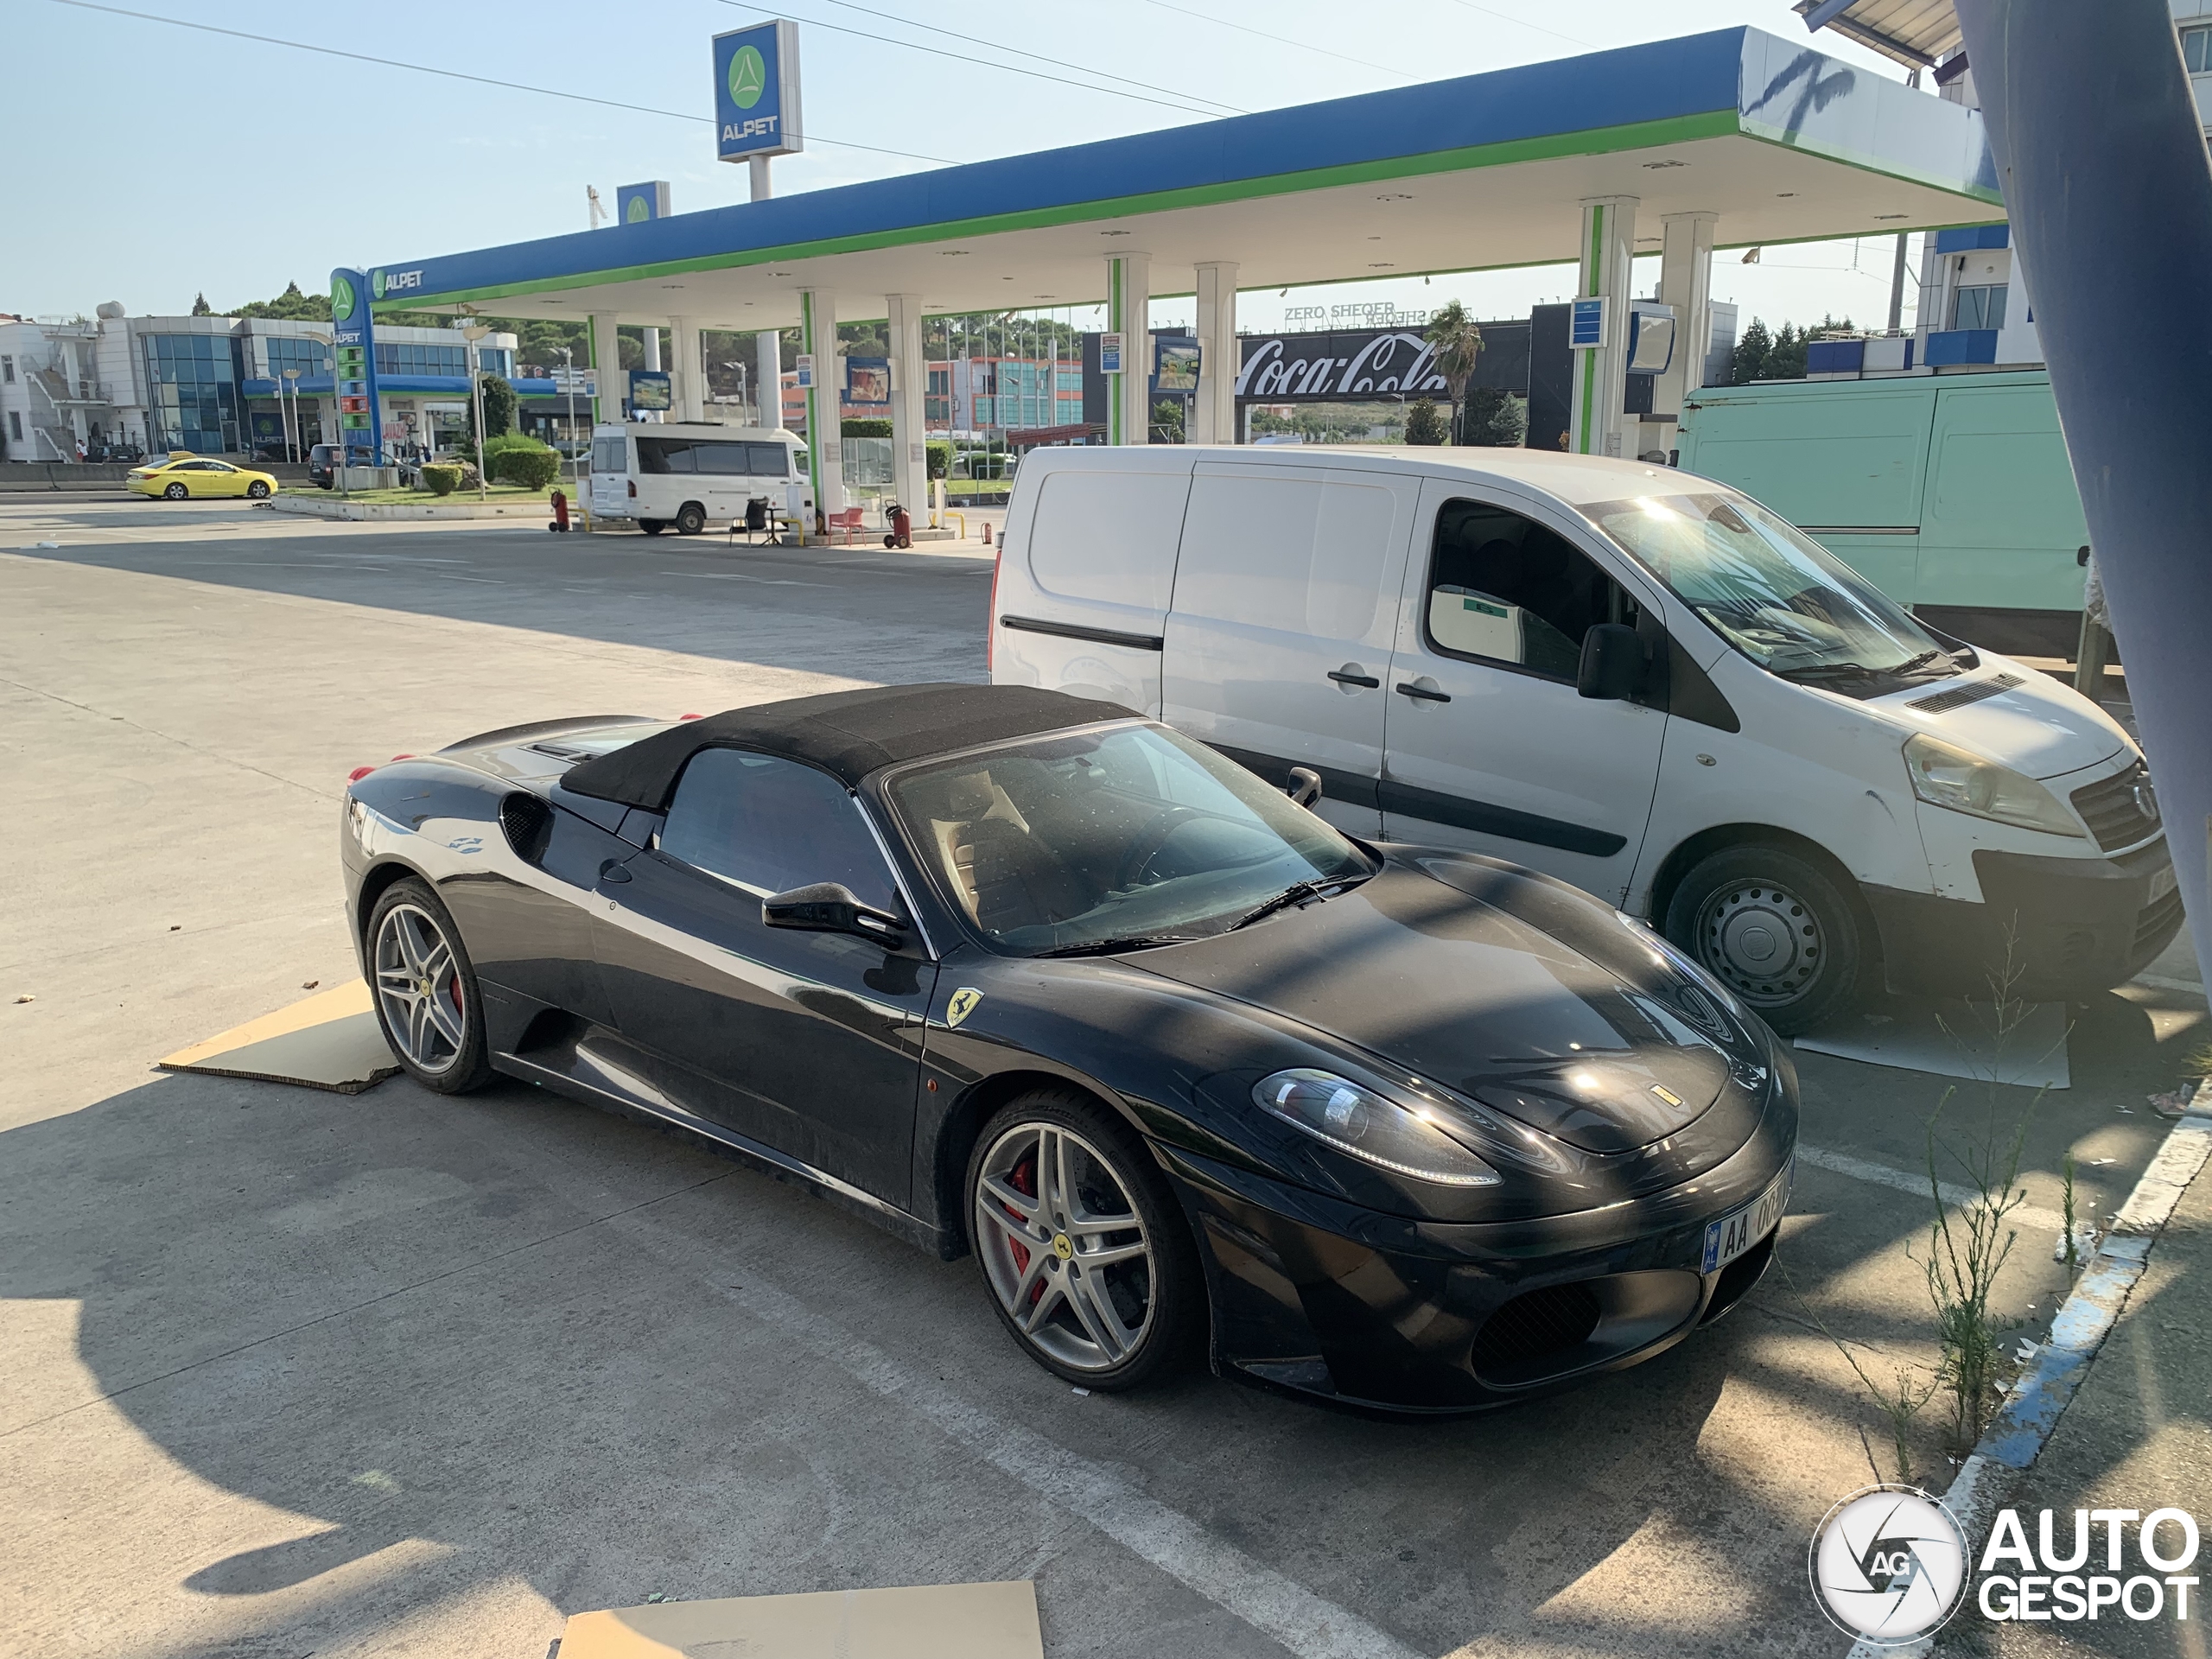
[827,507,867,545]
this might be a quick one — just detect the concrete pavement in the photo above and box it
[2,498,2203,1659]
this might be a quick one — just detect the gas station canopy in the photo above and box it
[371,26,1999,330]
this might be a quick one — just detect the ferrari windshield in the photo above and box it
[887,724,1373,955]
[1586,491,1957,684]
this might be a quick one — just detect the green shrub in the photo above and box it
[841,416,893,437]
[926,440,951,481]
[488,439,562,491]
[421,463,462,496]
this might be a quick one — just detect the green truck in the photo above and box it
[1675,369,2090,658]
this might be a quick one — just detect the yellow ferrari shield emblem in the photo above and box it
[1052,1232,1074,1261]
[945,988,982,1027]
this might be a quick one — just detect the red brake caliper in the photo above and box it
[1006,1154,1043,1302]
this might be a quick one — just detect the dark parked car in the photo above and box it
[340,683,1796,1412]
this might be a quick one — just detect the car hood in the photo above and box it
[1869,657,2132,780]
[1136,857,1758,1154]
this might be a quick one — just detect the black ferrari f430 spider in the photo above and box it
[342,683,1795,1413]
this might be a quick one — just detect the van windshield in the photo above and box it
[1586,491,1960,690]
[887,724,1372,956]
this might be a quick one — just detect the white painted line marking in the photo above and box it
[1796,1143,2066,1235]
[620,1212,1421,1659]
[2128,971,2206,1000]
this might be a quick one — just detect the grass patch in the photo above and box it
[318,483,567,505]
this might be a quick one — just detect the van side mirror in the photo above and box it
[1577,624,1642,701]
[1285,766,1323,809]
[763,881,907,947]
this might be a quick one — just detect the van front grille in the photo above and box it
[2135,885,2185,953]
[2071,761,2161,852]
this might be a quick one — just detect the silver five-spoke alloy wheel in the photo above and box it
[974,1122,1155,1373]
[373,902,467,1075]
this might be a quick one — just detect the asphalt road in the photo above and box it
[3,497,2203,1659]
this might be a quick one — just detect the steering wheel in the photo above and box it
[1114,806,1200,890]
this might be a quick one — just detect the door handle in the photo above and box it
[1326,668,1381,688]
[599,859,633,885]
[1395,682,1451,702]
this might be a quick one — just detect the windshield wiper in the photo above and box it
[1229,880,1333,931]
[1033,935,1198,958]
[1770,659,1887,683]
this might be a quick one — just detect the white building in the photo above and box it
[0,306,515,462]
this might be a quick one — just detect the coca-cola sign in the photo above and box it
[1233,321,1529,405]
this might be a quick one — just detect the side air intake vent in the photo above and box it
[1907,671,2022,715]
[499,792,554,865]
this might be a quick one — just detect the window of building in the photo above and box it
[1,354,13,383]
[372,342,468,378]
[1952,283,2008,332]
[659,750,899,909]
[265,337,330,378]
[7,410,21,441]
[143,334,241,453]
[1422,499,1642,681]
[2183,24,2211,73]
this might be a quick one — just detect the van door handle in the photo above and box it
[1395,682,1451,702]
[1327,668,1380,688]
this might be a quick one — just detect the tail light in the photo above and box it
[390,753,416,761]
[347,766,377,783]
[677,713,702,721]
[626,479,637,498]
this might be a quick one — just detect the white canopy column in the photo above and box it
[1651,212,1716,460]
[1568,195,1637,458]
[1104,251,1152,446]
[755,329,781,429]
[671,317,705,423]
[799,287,842,515]
[589,312,623,424]
[1192,261,1238,445]
[887,294,926,516]
[640,324,662,372]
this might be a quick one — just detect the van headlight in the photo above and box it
[1254,1069,1501,1186]
[1904,733,2083,837]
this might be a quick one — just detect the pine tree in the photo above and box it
[1764,322,1808,382]
[1731,318,1773,385]
[1403,399,1448,445]
[190,292,212,316]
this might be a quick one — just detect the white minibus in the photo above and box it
[988,446,2177,1033]
[588,423,804,536]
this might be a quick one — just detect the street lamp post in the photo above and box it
[561,345,581,495]
[281,368,302,464]
[463,323,492,502]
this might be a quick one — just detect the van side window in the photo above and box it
[636,435,695,474]
[1423,499,1640,681]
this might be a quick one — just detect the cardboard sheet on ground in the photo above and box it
[557,1581,1042,1659]
[157,979,398,1094]
[1795,997,2070,1089]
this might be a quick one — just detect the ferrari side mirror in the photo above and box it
[1285,766,1323,809]
[763,881,907,946]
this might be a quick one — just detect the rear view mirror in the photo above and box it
[763,882,907,947]
[1577,624,1642,701]
[1285,766,1323,809]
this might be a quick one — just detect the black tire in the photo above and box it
[365,877,494,1094]
[246,480,271,499]
[674,502,708,536]
[965,1089,1202,1392]
[1662,843,1866,1035]
[637,518,667,536]
[163,481,188,499]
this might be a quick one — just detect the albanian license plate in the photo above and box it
[1702,1158,1793,1274]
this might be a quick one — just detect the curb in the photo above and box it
[1844,1083,2212,1657]
[265,495,556,521]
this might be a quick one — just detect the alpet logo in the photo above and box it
[1809,1486,1970,1645]
[1977,1506,2199,1624]
[329,276,355,321]
[728,43,766,109]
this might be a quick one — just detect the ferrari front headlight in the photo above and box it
[1254,1069,1501,1187]
[1904,733,2083,837]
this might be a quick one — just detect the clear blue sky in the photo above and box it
[8,0,1926,334]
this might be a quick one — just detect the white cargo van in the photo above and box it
[988,446,2177,1033]
[588,423,804,536]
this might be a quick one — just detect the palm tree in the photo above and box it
[1423,301,1484,444]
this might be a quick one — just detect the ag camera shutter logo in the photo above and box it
[1809,1485,1970,1645]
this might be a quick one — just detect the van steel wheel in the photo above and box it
[967,1093,1198,1389]
[366,878,493,1093]
[1663,844,1864,1035]
[675,502,708,535]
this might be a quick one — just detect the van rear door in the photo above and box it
[1160,461,1418,838]
[990,456,1194,716]
[1377,479,1667,904]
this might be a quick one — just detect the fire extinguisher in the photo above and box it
[549,488,570,533]
[883,500,912,550]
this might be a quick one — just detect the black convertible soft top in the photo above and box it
[561,682,1139,810]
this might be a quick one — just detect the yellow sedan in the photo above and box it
[125,456,279,500]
